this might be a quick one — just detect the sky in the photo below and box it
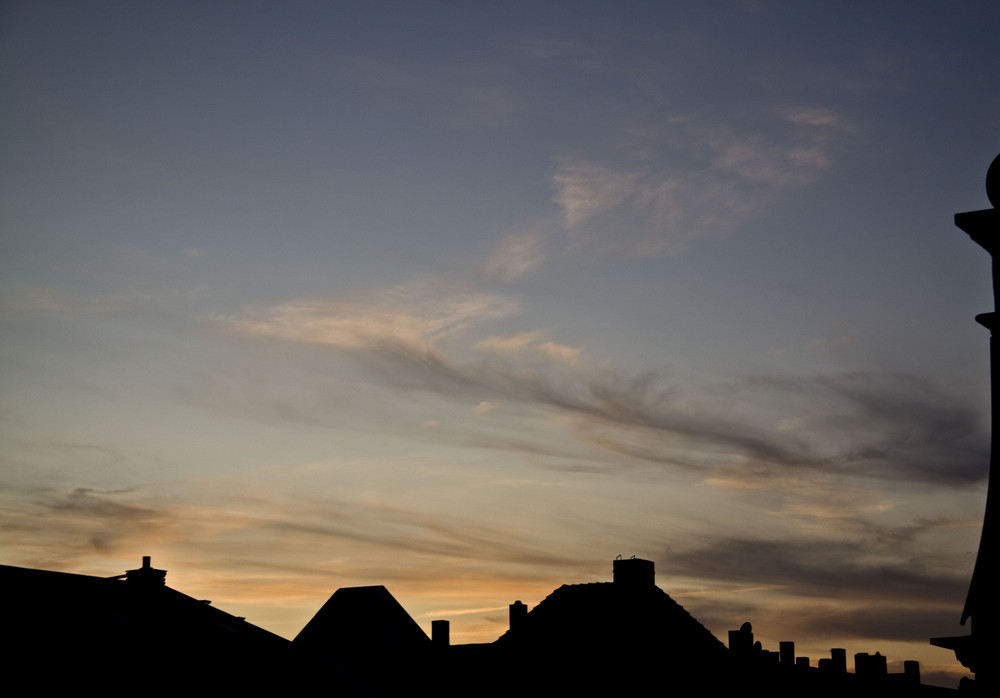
[2,0,999,687]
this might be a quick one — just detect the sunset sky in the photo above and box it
[2,1,999,686]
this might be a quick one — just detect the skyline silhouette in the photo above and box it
[1,555,960,695]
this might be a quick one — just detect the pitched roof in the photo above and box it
[474,576,728,696]
[498,580,726,657]
[295,585,432,697]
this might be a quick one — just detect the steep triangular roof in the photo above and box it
[295,585,432,697]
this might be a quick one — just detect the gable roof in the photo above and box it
[295,585,432,697]
[497,580,726,657]
[469,568,730,697]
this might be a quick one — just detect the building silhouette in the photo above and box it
[1,557,361,695]
[295,584,435,697]
[2,555,958,696]
[930,152,1000,695]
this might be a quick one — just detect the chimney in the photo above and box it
[432,619,450,649]
[123,555,166,586]
[779,641,795,668]
[509,600,527,632]
[830,648,847,674]
[612,557,654,587]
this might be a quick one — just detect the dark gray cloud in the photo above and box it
[50,487,161,522]
[359,344,988,486]
[666,533,967,606]
[663,521,972,654]
[740,372,987,484]
[687,593,962,655]
[801,605,963,642]
[0,485,175,569]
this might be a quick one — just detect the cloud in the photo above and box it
[661,517,975,664]
[550,105,851,258]
[667,534,967,606]
[523,367,985,487]
[1,480,588,590]
[477,331,582,367]
[480,230,547,282]
[737,372,987,484]
[418,604,509,618]
[218,283,985,489]
[537,341,581,366]
[14,475,964,653]
[472,401,500,414]
[476,331,544,354]
[804,605,962,642]
[701,118,837,187]
[549,157,757,257]
[0,485,180,564]
[553,162,645,230]
[216,281,520,354]
[685,593,965,679]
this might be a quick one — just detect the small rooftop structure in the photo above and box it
[108,554,166,586]
[612,555,655,587]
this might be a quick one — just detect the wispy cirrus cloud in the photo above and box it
[1,480,588,592]
[480,229,548,282]
[217,281,520,353]
[551,105,852,258]
[476,330,582,367]
[0,477,607,642]
[215,281,985,489]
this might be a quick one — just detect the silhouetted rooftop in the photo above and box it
[295,584,433,697]
[1,559,356,694]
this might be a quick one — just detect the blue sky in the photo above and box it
[2,1,999,685]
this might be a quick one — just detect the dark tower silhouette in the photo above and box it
[931,152,1000,693]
